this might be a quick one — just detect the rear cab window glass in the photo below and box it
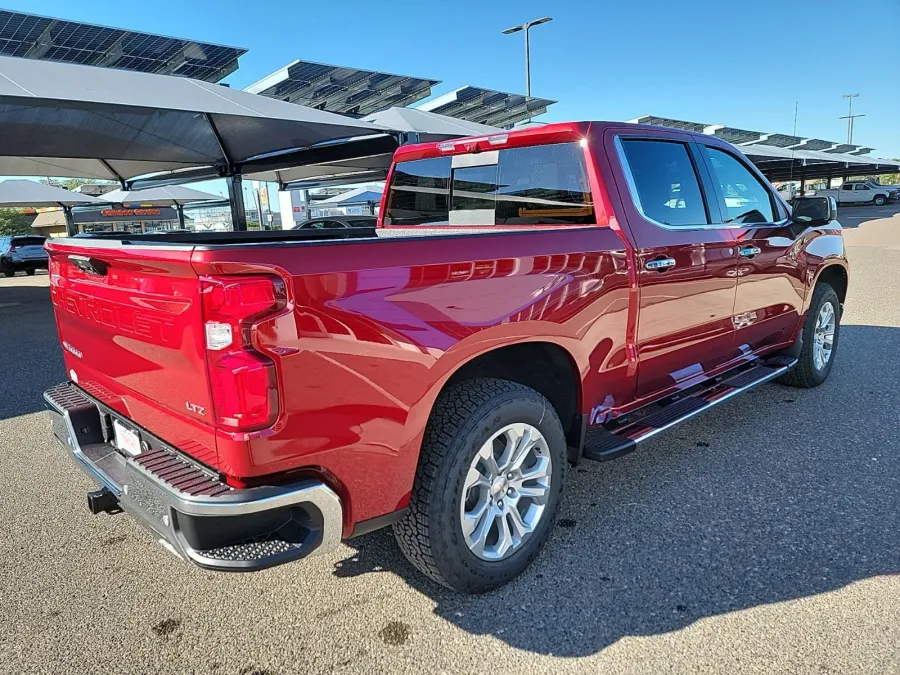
[619,139,709,227]
[495,143,594,225]
[384,142,593,226]
[703,147,776,224]
[385,157,451,225]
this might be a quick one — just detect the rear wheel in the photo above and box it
[778,283,841,388]
[394,378,566,593]
[874,195,886,206]
[25,268,35,276]
[3,267,14,278]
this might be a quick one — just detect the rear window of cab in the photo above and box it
[383,142,594,226]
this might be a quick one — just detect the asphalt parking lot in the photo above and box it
[1,205,898,675]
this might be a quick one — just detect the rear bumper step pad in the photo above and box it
[583,357,797,462]
[44,382,343,572]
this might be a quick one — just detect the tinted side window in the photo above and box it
[385,157,451,225]
[620,139,709,227]
[495,143,594,225]
[842,184,854,191]
[704,147,775,224]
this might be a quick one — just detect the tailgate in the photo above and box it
[17,244,47,260]
[47,240,220,468]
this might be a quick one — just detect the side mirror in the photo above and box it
[791,195,836,226]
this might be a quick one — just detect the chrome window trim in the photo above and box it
[614,136,788,231]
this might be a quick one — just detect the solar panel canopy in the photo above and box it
[417,86,556,129]
[628,115,900,180]
[245,60,440,115]
[0,9,246,82]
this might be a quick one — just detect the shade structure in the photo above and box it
[0,54,391,184]
[245,108,503,189]
[0,180,107,207]
[101,186,222,206]
[360,107,502,142]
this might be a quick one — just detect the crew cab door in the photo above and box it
[605,129,739,399]
[853,183,874,202]
[695,140,804,354]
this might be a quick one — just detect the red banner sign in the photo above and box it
[100,208,161,217]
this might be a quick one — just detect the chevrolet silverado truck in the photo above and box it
[818,180,894,206]
[44,122,848,593]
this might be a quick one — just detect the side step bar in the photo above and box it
[583,356,797,462]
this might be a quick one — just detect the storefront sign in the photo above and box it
[100,208,161,217]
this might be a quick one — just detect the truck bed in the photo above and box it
[72,227,377,245]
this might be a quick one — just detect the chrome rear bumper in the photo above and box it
[44,382,343,572]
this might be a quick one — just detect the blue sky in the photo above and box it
[11,0,900,161]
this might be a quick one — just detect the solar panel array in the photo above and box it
[417,86,556,129]
[631,115,873,156]
[245,60,440,115]
[0,10,246,82]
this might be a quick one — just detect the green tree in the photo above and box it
[0,208,33,235]
[40,177,116,191]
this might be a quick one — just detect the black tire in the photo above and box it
[778,283,841,388]
[24,268,35,276]
[874,195,886,206]
[3,268,14,278]
[393,378,566,593]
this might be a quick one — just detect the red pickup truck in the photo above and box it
[44,122,848,593]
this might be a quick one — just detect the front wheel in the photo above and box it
[25,268,35,276]
[394,378,566,593]
[778,283,841,388]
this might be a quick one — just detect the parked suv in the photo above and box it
[43,122,847,592]
[0,234,48,277]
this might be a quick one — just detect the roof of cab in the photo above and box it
[390,120,701,163]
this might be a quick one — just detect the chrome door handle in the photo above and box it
[645,257,676,271]
[739,246,761,258]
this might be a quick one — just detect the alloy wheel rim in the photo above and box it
[813,301,836,371]
[460,423,552,561]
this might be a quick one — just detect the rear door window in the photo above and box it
[619,139,709,227]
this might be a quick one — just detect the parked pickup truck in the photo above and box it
[818,180,894,206]
[44,122,848,593]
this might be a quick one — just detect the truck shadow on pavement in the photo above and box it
[334,324,900,656]
[0,281,63,421]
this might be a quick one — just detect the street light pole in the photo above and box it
[502,16,552,120]
[839,93,865,145]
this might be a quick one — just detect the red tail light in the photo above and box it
[200,276,286,432]
[8,245,16,252]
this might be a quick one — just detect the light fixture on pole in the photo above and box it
[502,16,552,122]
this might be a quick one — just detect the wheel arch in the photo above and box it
[813,262,848,307]
[435,340,585,457]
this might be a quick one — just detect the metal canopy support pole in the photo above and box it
[176,203,186,229]
[205,112,246,232]
[800,176,806,194]
[62,205,76,236]
[227,175,247,231]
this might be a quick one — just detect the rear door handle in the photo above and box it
[739,246,761,258]
[645,257,676,271]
